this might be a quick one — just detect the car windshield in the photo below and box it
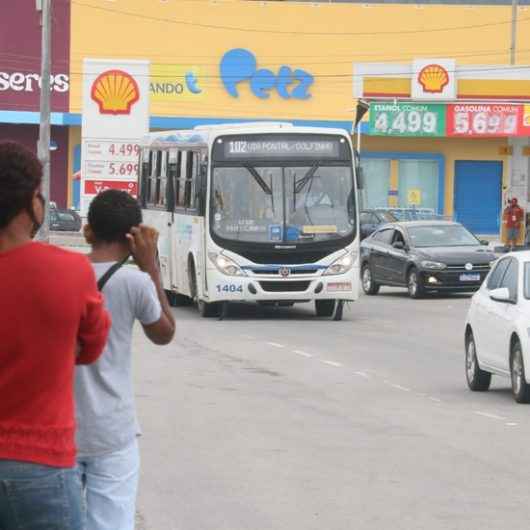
[211,165,355,244]
[407,224,480,248]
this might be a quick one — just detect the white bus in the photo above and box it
[138,122,360,320]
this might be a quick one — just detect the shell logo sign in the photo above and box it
[418,64,449,94]
[90,69,140,115]
[411,59,456,101]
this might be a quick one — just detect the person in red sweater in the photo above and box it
[0,141,111,530]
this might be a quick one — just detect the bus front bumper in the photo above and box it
[205,267,359,303]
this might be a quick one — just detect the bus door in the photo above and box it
[172,150,200,297]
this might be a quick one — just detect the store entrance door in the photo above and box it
[454,161,502,235]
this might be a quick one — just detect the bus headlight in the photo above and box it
[208,252,246,276]
[323,253,354,276]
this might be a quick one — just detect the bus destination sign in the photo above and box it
[219,136,343,160]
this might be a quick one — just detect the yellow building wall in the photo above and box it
[362,136,510,216]
[70,1,530,122]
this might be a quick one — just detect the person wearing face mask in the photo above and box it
[0,141,111,530]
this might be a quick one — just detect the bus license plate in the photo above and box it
[460,273,480,282]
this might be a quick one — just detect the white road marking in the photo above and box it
[506,422,519,427]
[353,371,371,379]
[267,342,285,349]
[428,397,442,403]
[474,411,506,421]
[391,384,411,392]
[322,360,342,367]
[293,350,313,358]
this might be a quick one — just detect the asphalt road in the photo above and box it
[133,288,529,530]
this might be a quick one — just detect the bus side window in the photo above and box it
[146,151,158,207]
[155,151,168,208]
[140,148,152,207]
[184,150,196,210]
[175,151,186,209]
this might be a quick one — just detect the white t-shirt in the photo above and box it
[75,263,161,458]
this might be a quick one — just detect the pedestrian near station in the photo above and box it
[76,190,175,530]
[0,141,111,530]
[503,197,524,251]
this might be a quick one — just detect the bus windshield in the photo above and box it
[211,164,355,244]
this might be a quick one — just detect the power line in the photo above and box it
[71,0,530,36]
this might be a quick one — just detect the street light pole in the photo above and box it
[511,0,518,65]
[37,0,52,242]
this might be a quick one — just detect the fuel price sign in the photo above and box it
[447,104,519,137]
[369,103,445,137]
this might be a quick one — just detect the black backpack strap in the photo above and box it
[97,255,130,292]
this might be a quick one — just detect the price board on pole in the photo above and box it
[368,103,445,137]
[447,104,520,137]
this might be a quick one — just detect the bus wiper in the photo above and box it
[294,164,319,194]
[244,165,272,195]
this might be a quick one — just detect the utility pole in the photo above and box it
[510,0,518,65]
[36,0,51,242]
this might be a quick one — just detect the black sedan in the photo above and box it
[360,221,496,298]
[360,209,397,240]
[50,206,82,232]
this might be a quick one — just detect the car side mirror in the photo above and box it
[489,287,513,303]
[480,240,489,246]
[392,241,406,251]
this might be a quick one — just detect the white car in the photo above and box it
[465,251,530,403]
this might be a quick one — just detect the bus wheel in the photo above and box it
[198,299,221,318]
[189,263,220,318]
[315,299,336,317]
[165,290,190,307]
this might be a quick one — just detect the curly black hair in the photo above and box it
[0,141,42,229]
[88,189,142,244]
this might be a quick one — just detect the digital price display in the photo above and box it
[447,104,519,137]
[369,103,445,137]
[214,135,348,161]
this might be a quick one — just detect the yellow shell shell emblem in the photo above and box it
[418,64,449,94]
[91,69,140,115]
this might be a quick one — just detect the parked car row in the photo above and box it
[49,204,82,232]
[360,207,447,240]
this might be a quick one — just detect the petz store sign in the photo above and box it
[220,48,314,100]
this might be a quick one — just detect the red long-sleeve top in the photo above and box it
[0,242,111,467]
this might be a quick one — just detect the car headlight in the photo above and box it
[323,253,354,276]
[421,260,447,270]
[208,252,246,276]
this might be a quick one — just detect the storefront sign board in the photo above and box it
[369,102,445,137]
[80,59,149,215]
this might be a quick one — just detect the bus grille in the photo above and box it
[259,281,311,293]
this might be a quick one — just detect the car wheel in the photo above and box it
[465,331,491,391]
[407,267,425,299]
[510,341,530,403]
[361,263,380,295]
[315,299,336,317]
